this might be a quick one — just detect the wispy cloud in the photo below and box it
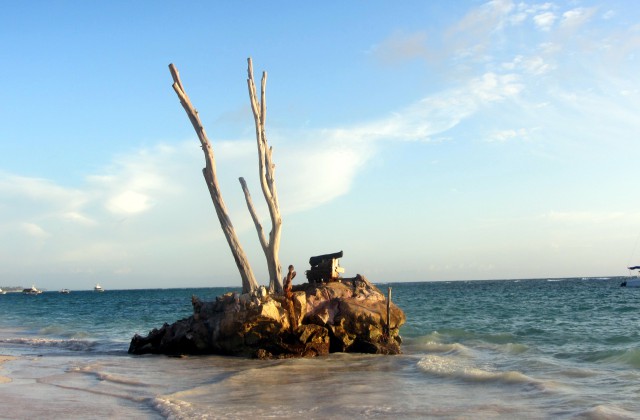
[502,55,554,75]
[543,211,628,224]
[533,12,557,31]
[4,0,640,285]
[486,128,530,142]
[0,59,528,276]
[561,7,596,29]
[275,69,524,209]
[370,31,429,65]
[21,222,50,239]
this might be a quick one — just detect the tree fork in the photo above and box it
[169,63,259,294]
[244,58,283,293]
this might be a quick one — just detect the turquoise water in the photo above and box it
[1,278,640,418]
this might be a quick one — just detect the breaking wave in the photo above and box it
[0,337,97,352]
[417,354,533,385]
[598,348,640,369]
[574,404,637,419]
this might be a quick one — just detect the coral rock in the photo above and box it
[128,275,405,358]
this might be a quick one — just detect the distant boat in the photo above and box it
[22,285,43,295]
[59,288,71,294]
[0,288,6,295]
[621,266,640,287]
[94,283,105,292]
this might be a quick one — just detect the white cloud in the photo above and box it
[502,55,553,75]
[272,70,524,211]
[0,173,87,211]
[468,72,523,101]
[486,128,529,142]
[278,140,372,212]
[107,190,152,215]
[21,222,50,239]
[61,212,97,226]
[561,7,596,29]
[534,12,557,31]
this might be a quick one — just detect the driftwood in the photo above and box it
[169,63,258,294]
[169,59,285,295]
[241,58,283,293]
[283,265,296,330]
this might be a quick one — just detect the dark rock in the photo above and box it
[128,275,405,358]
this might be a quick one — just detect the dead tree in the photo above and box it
[241,58,283,293]
[169,63,259,294]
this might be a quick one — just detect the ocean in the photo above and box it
[1,278,639,419]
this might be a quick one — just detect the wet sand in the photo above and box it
[0,354,163,418]
[0,355,16,383]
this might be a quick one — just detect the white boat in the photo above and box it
[22,285,43,295]
[59,288,71,294]
[621,266,640,287]
[94,283,105,292]
[621,279,640,287]
[0,288,6,295]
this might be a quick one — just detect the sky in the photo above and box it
[2,0,640,290]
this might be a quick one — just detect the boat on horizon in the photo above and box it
[621,266,640,287]
[94,283,105,292]
[22,285,43,295]
[0,288,6,295]
[59,288,70,294]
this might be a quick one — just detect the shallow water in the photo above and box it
[1,279,639,419]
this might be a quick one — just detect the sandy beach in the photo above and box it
[0,355,16,383]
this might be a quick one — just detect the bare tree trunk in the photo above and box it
[243,58,283,293]
[169,63,259,294]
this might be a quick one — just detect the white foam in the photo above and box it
[417,354,533,384]
[153,397,196,420]
[576,404,636,419]
[422,341,473,356]
[0,337,96,352]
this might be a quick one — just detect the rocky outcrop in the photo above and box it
[129,275,405,358]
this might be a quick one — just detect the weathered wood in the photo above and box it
[239,177,267,248]
[169,63,259,294]
[244,57,283,293]
[284,265,296,331]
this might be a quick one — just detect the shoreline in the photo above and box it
[0,355,17,383]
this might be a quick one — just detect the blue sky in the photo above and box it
[2,0,640,290]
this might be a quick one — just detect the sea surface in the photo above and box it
[1,278,640,419]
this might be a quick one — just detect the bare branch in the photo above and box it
[239,176,268,250]
[245,58,283,293]
[169,63,259,294]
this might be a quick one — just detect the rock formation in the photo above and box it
[128,275,405,359]
[156,62,407,359]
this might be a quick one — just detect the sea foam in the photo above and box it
[417,354,533,384]
[0,337,96,352]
